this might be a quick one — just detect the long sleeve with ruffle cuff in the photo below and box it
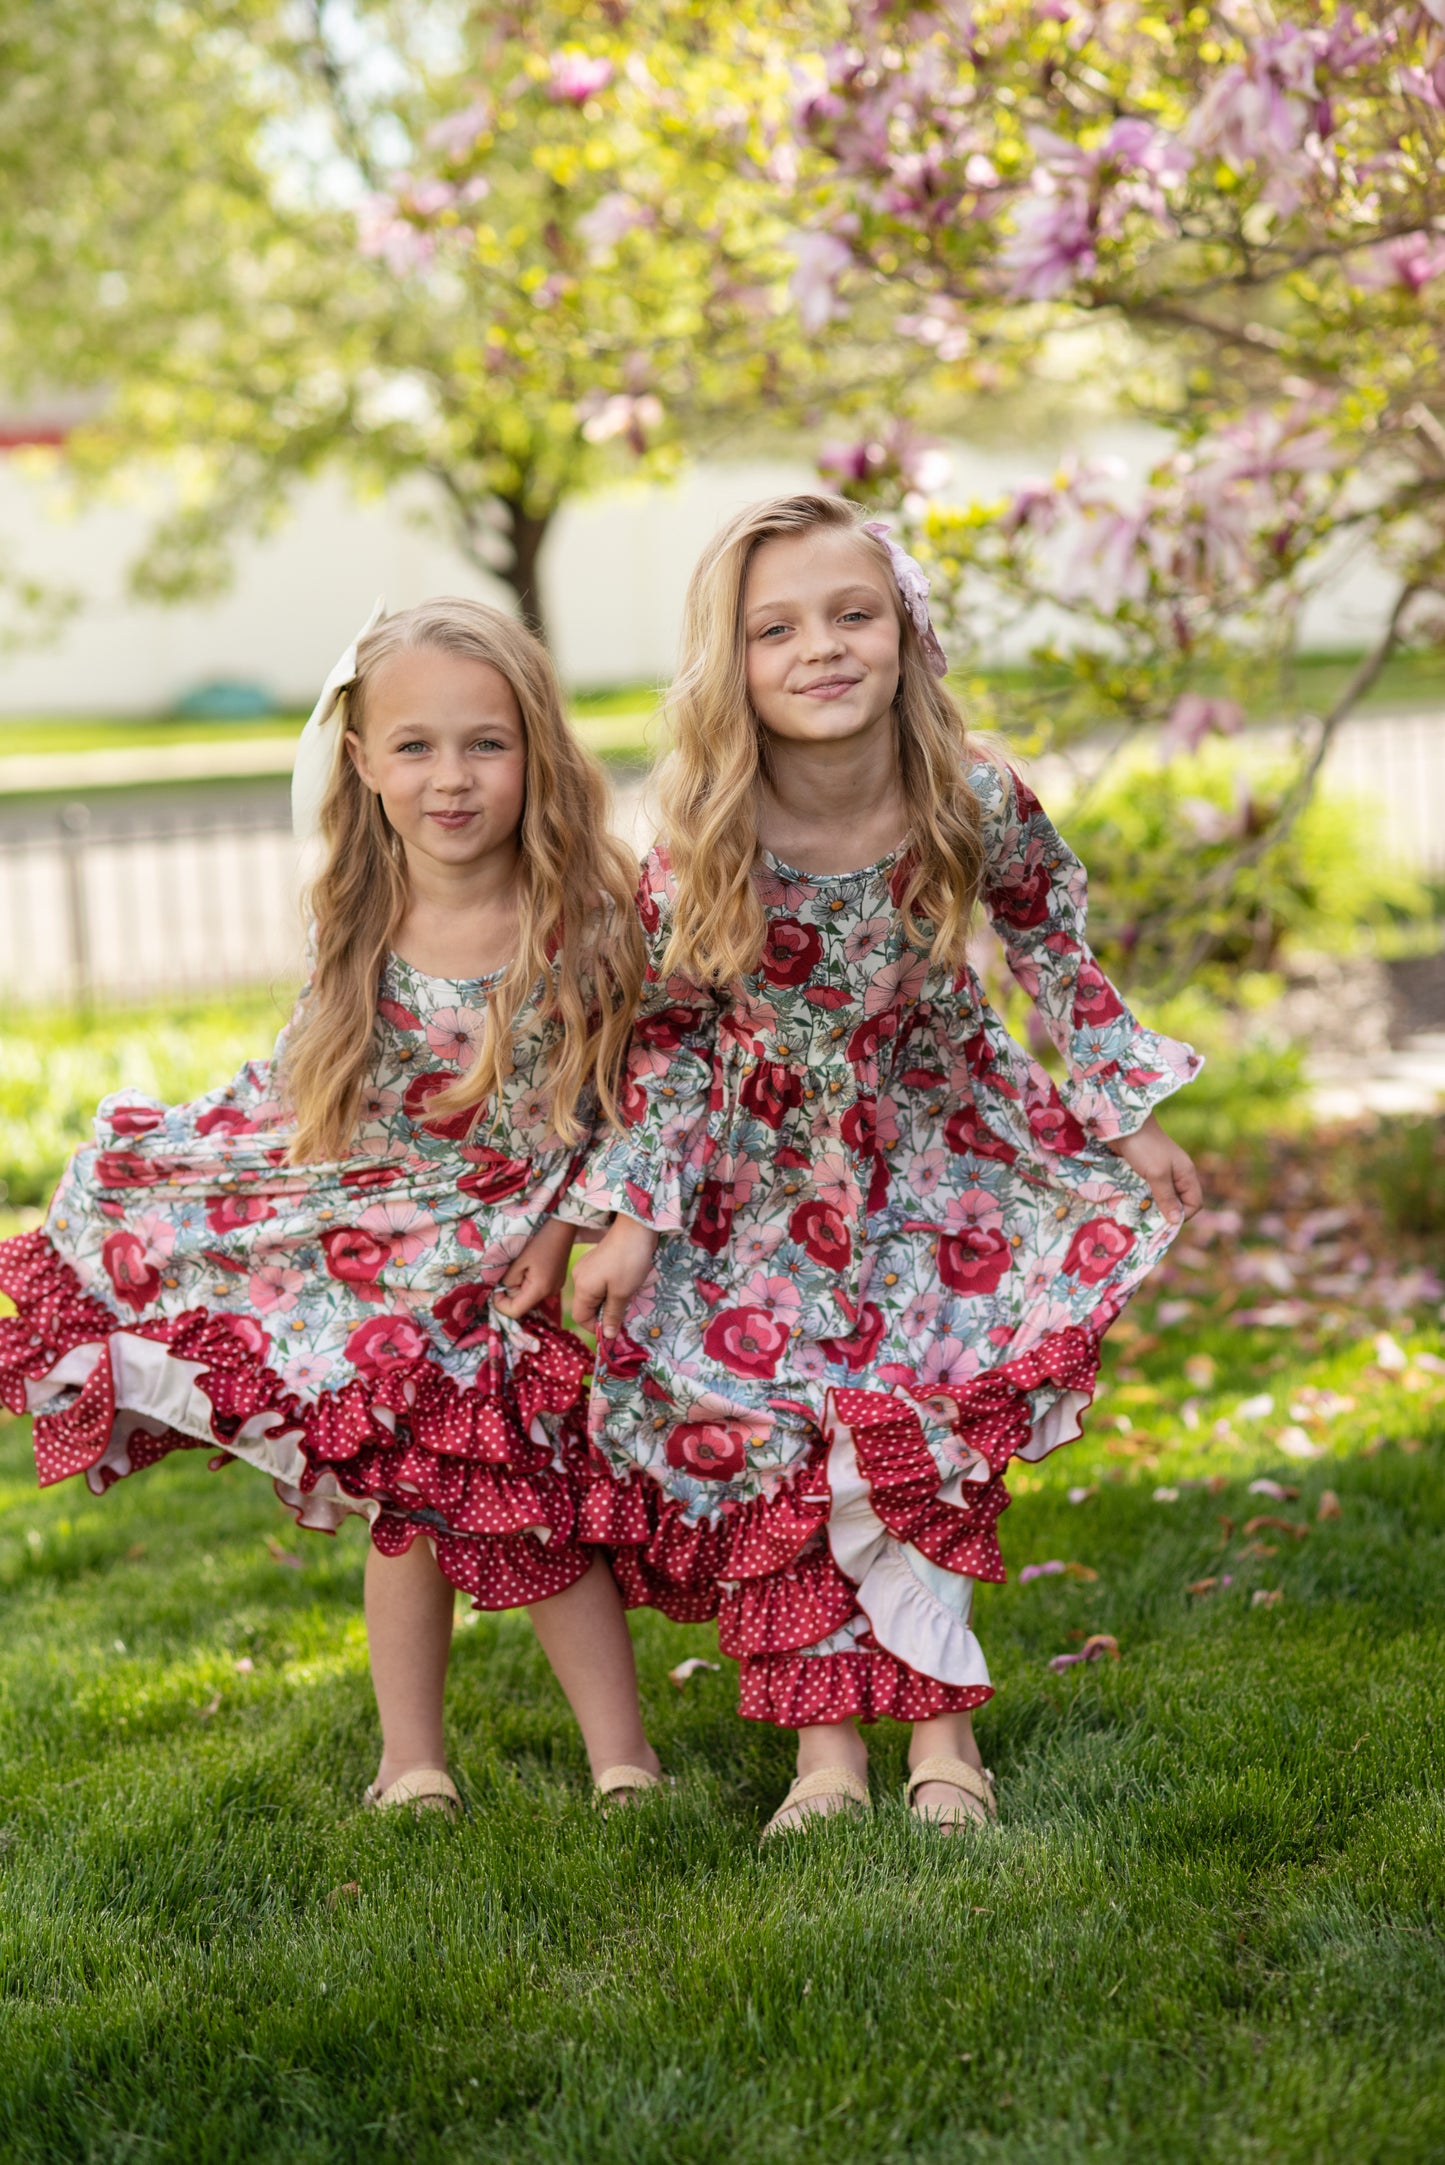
[572,849,720,1231]
[974,760,1202,1142]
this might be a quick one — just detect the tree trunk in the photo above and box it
[497,498,552,645]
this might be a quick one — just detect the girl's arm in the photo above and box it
[567,850,719,1335]
[973,760,1203,1222]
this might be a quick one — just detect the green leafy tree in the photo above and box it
[1,0,911,645]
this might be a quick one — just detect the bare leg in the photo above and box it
[366,1538,455,1792]
[525,1556,660,1784]
[908,1709,989,1827]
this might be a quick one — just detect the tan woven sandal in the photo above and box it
[362,1767,462,1820]
[761,1765,872,1841]
[593,1763,669,1813]
[905,1754,996,1830]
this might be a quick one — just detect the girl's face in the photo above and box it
[743,528,902,750]
[346,646,527,874]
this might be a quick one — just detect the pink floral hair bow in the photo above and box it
[863,520,949,679]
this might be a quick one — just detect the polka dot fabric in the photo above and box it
[578,765,1199,1726]
[0,954,620,1612]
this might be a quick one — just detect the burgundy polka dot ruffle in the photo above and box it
[0,1228,600,1610]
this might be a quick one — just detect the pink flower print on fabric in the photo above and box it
[863,521,949,678]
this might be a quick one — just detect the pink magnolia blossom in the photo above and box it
[547,52,614,105]
[790,230,854,334]
[578,392,664,452]
[1160,694,1246,761]
[424,99,493,159]
[577,191,654,259]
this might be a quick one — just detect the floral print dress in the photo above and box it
[576,762,1201,1726]
[0,956,607,1608]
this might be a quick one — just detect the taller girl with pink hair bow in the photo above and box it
[572,493,1202,1837]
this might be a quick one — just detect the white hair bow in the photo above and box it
[290,598,387,841]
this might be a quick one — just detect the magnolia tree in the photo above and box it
[787,0,1445,979]
[2,0,917,646]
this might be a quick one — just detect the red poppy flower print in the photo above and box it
[986,863,1051,930]
[432,1283,496,1348]
[1026,1095,1088,1155]
[345,1313,429,1378]
[1063,1217,1135,1286]
[702,1305,790,1380]
[690,1180,734,1254]
[867,1153,890,1215]
[403,1069,474,1141]
[937,1225,1014,1297]
[847,1012,892,1064]
[634,1006,698,1054]
[942,1104,1018,1164]
[759,917,823,988]
[636,879,661,936]
[820,1300,885,1372]
[600,1329,649,1378]
[456,1150,532,1205]
[108,1105,164,1137]
[789,1199,850,1271]
[802,984,853,1010]
[93,1152,167,1189]
[204,1193,277,1235]
[738,1059,804,1130]
[1072,961,1125,1029]
[101,1232,161,1311]
[663,1421,749,1480]
[888,851,918,908]
[840,1097,877,1156]
[339,1165,403,1192]
[195,1105,257,1137]
[320,1226,388,1287]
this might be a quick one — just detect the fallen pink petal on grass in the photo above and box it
[1248,1478,1299,1501]
[195,1692,222,1720]
[233,1656,255,1675]
[1019,1560,1067,1583]
[1066,1486,1096,1505]
[668,1658,722,1687]
[1048,1633,1119,1672]
[1251,1588,1284,1609]
[264,1536,306,1570]
[1317,1489,1343,1520]
[1277,1426,1325,1460]
[1153,1486,1180,1503]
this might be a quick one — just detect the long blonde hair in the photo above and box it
[658,494,988,986]
[284,597,644,1161]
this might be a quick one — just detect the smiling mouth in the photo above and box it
[796,676,863,698]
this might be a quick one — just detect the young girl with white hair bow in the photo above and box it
[572,494,1203,1838]
[0,597,663,1815]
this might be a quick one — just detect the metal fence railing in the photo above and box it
[0,713,1438,1013]
[0,804,306,1010]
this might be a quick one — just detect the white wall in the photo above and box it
[0,431,1402,715]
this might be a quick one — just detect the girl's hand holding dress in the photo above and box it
[493,1215,579,1318]
[570,1216,659,1341]
[1105,1112,1202,1227]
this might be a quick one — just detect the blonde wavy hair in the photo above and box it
[283,597,644,1162]
[658,493,989,985]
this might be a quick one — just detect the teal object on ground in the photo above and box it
[171,680,278,720]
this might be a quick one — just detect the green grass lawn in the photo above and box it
[2,1289,1442,2161]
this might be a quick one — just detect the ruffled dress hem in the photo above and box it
[581,1312,1106,1725]
[0,1228,596,1611]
